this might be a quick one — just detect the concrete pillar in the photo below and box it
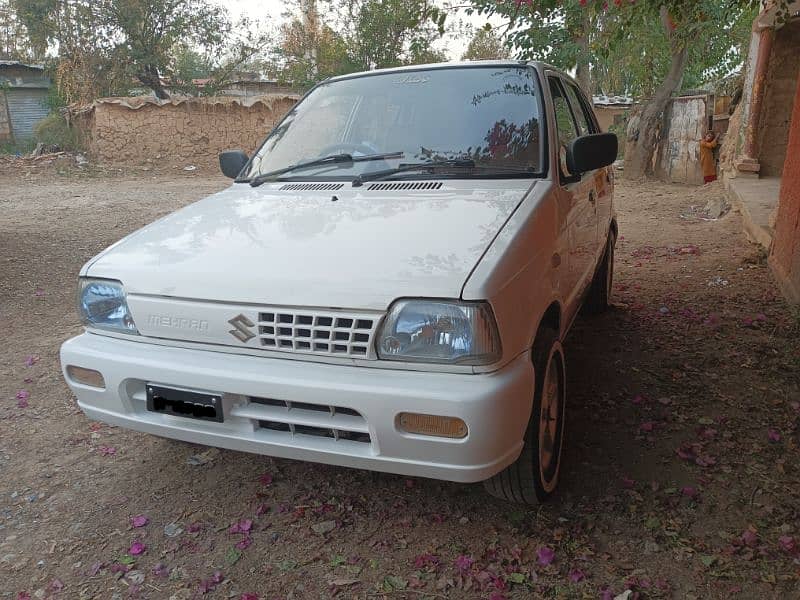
[769,73,800,303]
[735,26,775,176]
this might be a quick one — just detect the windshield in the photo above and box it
[244,65,544,181]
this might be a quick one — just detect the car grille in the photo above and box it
[257,309,381,358]
[242,397,371,445]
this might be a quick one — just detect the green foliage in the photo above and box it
[470,1,758,95]
[461,25,510,61]
[33,112,81,151]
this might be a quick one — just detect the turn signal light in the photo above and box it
[66,365,106,389]
[397,412,468,439]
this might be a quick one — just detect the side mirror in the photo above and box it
[219,150,249,179]
[566,133,618,174]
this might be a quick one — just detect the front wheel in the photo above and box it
[483,329,566,504]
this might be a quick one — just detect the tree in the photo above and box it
[461,25,510,61]
[101,0,228,99]
[470,0,762,179]
[0,0,32,59]
[279,0,357,89]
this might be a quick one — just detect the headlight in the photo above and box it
[377,300,501,365]
[78,278,138,334]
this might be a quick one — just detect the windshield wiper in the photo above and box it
[249,151,404,187]
[351,159,536,187]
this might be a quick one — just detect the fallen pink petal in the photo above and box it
[681,486,698,498]
[17,397,29,408]
[778,535,796,554]
[622,476,635,489]
[34,288,45,297]
[639,421,655,432]
[129,541,146,555]
[768,428,781,442]
[740,528,758,548]
[536,546,555,566]
[236,536,253,550]
[568,568,586,583]
[241,594,259,600]
[131,515,149,528]
[24,355,39,367]
[258,472,273,486]
[98,446,116,456]
[454,554,474,571]
[16,390,29,400]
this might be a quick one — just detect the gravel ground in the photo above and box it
[1,164,799,599]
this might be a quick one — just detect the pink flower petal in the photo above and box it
[131,515,149,528]
[740,528,758,548]
[639,421,655,432]
[129,541,146,555]
[34,288,45,297]
[99,445,116,456]
[229,519,253,534]
[236,536,252,550]
[768,429,781,442]
[17,397,28,408]
[258,473,273,486]
[621,476,635,489]
[536,546,555,566]
[24,356,39,367]
[152,562,170,577]
[16,390,29,400]
[681,486,698,498]
[778,535,796,554]
[17,593,32,600]
[241,594,259,600]
[568,568,586,583]
[454,554,474,571]
[255,504,270,516]
[413,553,440,569]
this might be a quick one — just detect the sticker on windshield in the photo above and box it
[394,75,430,85]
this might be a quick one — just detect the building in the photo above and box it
[722,1,800,303]
[592,94,634,133]
[0,61,51,143]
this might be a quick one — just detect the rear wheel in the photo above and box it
[483,328,566,504]
[585,229,616,314]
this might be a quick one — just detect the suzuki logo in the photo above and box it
[228,314,255,343]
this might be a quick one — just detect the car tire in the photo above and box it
[585,229,616,314]
[483,328,566,504]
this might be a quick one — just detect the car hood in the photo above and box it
[85,181,533,310]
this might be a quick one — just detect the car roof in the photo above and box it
[324,60,559,84]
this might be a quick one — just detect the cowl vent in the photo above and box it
[279,183,345,191]
[366,181,443,191]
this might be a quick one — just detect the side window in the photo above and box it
[548,76,579,179]
[563,81,595,136]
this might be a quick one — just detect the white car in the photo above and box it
[60,61,617,504]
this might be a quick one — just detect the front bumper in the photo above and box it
[60,333,535,483]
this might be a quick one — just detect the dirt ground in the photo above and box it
[1,162,799,600]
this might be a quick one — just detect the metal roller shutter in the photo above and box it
[6,89,49,140]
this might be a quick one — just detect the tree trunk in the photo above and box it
[137,64,170,100]
[623,7,689,180]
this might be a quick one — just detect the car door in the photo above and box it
[561,79,612,263]
[546,74,597,327]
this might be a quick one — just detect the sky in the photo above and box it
[214,0,505,61]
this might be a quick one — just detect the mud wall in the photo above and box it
[76,95,297,167]
[756,20,800,177]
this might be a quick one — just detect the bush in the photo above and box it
[34,113,82,152]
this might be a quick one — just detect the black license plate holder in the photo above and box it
[146,385,224,423]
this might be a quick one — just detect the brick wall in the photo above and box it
[75,95,297,167]
[756,20,800,177]
[769,73,800,303]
